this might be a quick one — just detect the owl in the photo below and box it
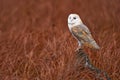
[68,14,100,50]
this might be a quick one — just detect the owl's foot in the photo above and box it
[75,46,82,52]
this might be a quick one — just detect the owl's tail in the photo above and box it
[91,40,100,50]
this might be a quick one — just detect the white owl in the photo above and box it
[68,14,100,50]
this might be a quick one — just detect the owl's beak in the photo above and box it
[71,19,74,22]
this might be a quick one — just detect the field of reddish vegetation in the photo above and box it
[0,0,120,80]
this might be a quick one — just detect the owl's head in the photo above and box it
[68,14,83,28]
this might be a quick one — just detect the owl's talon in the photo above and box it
[75,46,82,52]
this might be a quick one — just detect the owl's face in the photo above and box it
[68,14,82,28]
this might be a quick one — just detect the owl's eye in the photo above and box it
[73,17,76,19]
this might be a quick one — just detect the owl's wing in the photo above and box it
[71,24,100,49]
[79,24,91,34]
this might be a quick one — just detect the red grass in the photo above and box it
[0,0,120,80]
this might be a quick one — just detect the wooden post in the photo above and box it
[76,49,111,80]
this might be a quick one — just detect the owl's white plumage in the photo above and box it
[68,14,100,50]
[68,14,83,30]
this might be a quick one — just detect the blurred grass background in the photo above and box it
[0,0,120,80]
